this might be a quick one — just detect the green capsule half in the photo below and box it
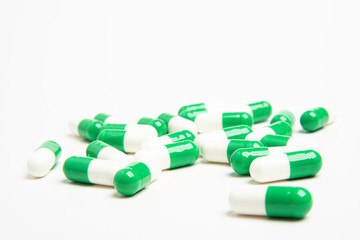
[268,121,292,136]
[230,147,270,175]
[94,113,111,123]
[270,110,295,127]
[138,117,167,136]
[97,129,126,152]
[178,103,206,115]
[179,109,208,121]
[249,101,272,123]
[300,107,330,132]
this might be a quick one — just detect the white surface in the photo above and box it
[250,154,291,183]
[201,139,230,163]
[87,160,130,186]
[1,1,360,239]
[27,148,56,177]
[98,147,130,162]
[123,130,156,153]
[134,145,171,169]
[229,186,267,216]
[195,112,223,133]
[168,116,198,135]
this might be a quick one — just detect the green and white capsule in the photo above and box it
[98,129,156,153]
[230,147,294,175]
[194,125,253,149]
[260,134,310,148]
[300,107,335,132]
[200,139,263,163]
[158,113,198,135]
[179,109,208,121]
[102,123,157,137]
[86,140,129,161]
[245,122,292,141]
[135,140,199,169]
[141,130,195,149]
[27,141,62,177]
[194,112,253,133]
[137,117,168,136]
[229,186,313,218]
[63,156,133,186]
[114,157,162,196]
[178,101,272,123]
[94,113,128,124]
[250,150,322,183]
[69,118,103,141]
[270,110,296,127]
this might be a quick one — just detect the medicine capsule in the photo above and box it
[63,156,132,186]
[137,117,168,136]
[69,118,103,141]
[86,140,129,161]
[300,107,334,132]
[98,129,156,153]
[250,150,322,183]
[102,123,157,136]
[114,157,162,196]
[179,109,208,121]
[194,125,253,148]
[229,186,313,218]
[135,140,199,169]
[200,139,263,163]
[158,113,198,135]
[27,141,62,177]
[194,112,253,133]
[270,110,295,127]
[230,147,292,175]
[141,130,195,149]
[245,122,292,141]
[260,134,309,148]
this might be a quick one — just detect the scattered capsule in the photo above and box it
[200,139,263,163]
[229,186,313,218]
[86,140,129,161]
[260,134,309,148]
[102,123,157,136]
[158,113,198,135]
[250,150,322,183]
[300,107,335,132]
[137,117,168,136]
[27,141,62,177]
[114,157,162,196]
[179,109,208,121]
[141,130,195,149]
[69,118,103,141]
[230,147,293,175]
[94,113,128,124]
[270,110,296,127]
[135,140,199,169]
[194,112,253,133]
[63,156,132,186]
[245,122,292,141]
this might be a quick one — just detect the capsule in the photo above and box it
[179,109,208,121]
[270,110,295,127]
[27,141,62,177]
[178,101,272,123]
[245,122,292,141]
[230,147,293,175]
[194,125,253,148]
[63,156,132,186]
[114,157,162,196]
[229,186,313,218]
[69,118,103,141]
[97,129,156,153]
[250,150,322,183]
[194,112,253,133]
[137,117,168,136]
[135,140,199,169]
[102,123,157,136]
[141,130,195,149]
[86,140,129,161]
[200,139,263,163]
[260,135,309,148]
[158,113,198,135]
[300,107,335,132]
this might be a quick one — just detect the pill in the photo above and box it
[245,122,292,141]
[102,123,157,136]
[194,112,253,133]
[178,100,272,123]
[250,150,322,183]
[69,118,103,141]
[179,109,208,121]
[27,141,62,177]
[86,140,130,161]
[158,113,198,135]
[229,186,313,218]
[98,129,156,153]
[141,130,195,149]
[200,139,263,163]
[230,147,293,175]
[270,110,295,127]
[194,125,253,148]
[114,157,162,196]
[135,140,199,169]
[63,156,132,186]
[260,134,309,148]
[137,117,168,136]
[300,107,335,132]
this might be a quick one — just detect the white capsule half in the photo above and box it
[229,185,267,216]
[249,154,290,183]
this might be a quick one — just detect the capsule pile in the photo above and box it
[27,101,335,219]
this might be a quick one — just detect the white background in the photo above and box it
[1,1,359,239]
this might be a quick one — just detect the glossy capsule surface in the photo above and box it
[300,107,331,132]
